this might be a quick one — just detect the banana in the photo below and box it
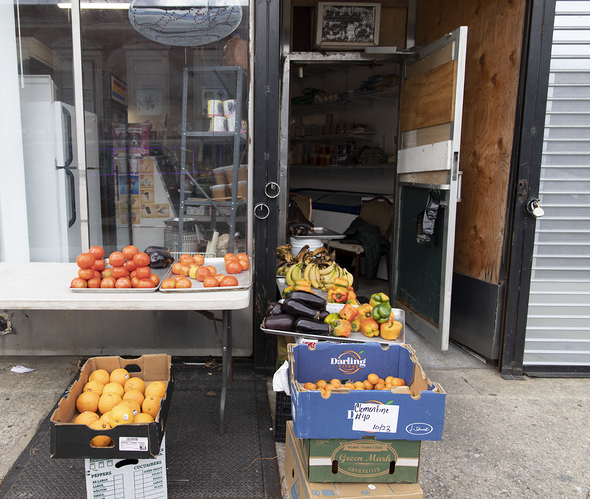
[343,269,354,287]
[310,264,321,289]
[303,262,313,283]
[318,262,336,275]
[285,264,296,286]
[322,267,338,285]
[291,263,303,282]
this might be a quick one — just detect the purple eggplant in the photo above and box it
[318,309,330,322]
[267,302,284,316]
[262,314,295,331]
[294,318,332,336]
[286,290,327,311]
[281,297,321,320]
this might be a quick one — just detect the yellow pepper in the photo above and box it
[380,319,403,341]
[357,303,373,320]
[360,317,379,337]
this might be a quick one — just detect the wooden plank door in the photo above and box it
[393,27,468,350]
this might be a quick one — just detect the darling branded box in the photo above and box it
[288,343,445,441]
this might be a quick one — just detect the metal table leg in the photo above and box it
[220,309,232,434]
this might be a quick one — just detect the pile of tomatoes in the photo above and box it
[161,252,250,289]
[70,245,160,289]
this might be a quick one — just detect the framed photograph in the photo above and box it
[315,2,381,50]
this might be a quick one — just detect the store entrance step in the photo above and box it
[0,359,280,499]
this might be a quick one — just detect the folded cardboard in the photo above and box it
[50,354,173,459]
[289,343,445,441]
[85,435,167,499]
[294,426,420,483]
[286,422,423,499]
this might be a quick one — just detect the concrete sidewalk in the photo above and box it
[0,338,589,499]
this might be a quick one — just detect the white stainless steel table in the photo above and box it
[0,262,252,434]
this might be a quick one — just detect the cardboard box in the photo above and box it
[85,436,167,499]
[289,343,445,441]
[50,354,174,459]
[294,424,420,483]
[286,422,423,499]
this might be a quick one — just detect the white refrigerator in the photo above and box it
[19,75,102,262]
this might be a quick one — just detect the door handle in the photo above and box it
[527,198,544,218]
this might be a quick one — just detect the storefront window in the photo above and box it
[2,0,250,263]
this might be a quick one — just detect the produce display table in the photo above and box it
[0,262,252,434]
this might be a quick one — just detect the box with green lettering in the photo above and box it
[288,343,445,441]
[293,422,420,483]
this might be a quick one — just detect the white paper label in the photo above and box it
[119,436,149,451]
[350,403,399,433]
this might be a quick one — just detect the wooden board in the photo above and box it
[416,0,526,285]
[401,123,451,149]
[400,60,456,132]
[399,170,449,186]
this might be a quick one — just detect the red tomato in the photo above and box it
[101,268,113,279]
[71,277,88,288]
[137,278,155,288]
[132,252,151,267]
[111,266,128,278]
[76,253,95,269]
[193,254,205,266]
[236,253,249,261]
[214,274,226,283]
[173,274,186,281]
[109,251,125,267]
[131,276,140,288]
[136,266,151,279]
[179,254,194,264]
[195,267,211,282]
[203,276,220,288]
[94,270,102,280]
[101,276,116,288]
[171,262,183,275]
[175,278,192,289]
[206,265,217,276]
[220,276,239,287]
[92,258,106,272]
[78,268,95,280]
[150,274,160,287]
[225,261,242,274]
[88,246,105,260]
[161,278,176,289]
[115,277,132,288]
[223,253,236,263]
[87,277,101,288]
[238,259,249,271]
[124,260,137,272]
[122,245,139,261]
[179,265,191,277]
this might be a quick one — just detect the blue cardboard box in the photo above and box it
[288,343,445,441]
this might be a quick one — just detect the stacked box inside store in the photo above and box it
[287,342,445,488]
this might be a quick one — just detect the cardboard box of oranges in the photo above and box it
[288,343,445,441]
[50,354,173,459]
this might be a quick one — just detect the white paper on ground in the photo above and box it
[11,365,35,373]
[272,361,290,396]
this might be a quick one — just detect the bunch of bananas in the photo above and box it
[276,244,335,276]
[284,261,353,292]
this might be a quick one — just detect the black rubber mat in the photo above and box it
[0,359,281,499]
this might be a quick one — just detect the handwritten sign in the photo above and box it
[350,403,399,433]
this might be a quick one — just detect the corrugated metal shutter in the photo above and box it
[524,1,590,366]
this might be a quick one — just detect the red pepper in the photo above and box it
[360,317,379,337]
[339,303,358,322]
[333,319,352,337]
[332,287,349,303]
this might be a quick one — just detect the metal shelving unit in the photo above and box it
[178,66,247,254]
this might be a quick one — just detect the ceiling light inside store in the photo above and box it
[128,0,243,46]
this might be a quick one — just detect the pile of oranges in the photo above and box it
[302,373,406,395]
[70,245,159,289]
[161,252,249,289]
[74,367,167,447]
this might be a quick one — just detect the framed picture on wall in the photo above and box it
[315,2,381,50]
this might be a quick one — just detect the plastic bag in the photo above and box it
[223,34,248,71]
[416,191,440,246]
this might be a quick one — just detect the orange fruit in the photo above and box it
[385,376,394,385]
[353,381,365,390]
[100,411,111,425]
[367,373,379,385]
[142,396,162,419]
[76,391,100,413]
[363,380,374,390]
[110,403,135,427]
[374,383,386,390]
[390,377,406,387]
[98,392,122,414]
[89,419,112,447]
[103,382,125,398]
[315,379,327,390]
[303,382,316,390]
[124,389,145,406]
[121,399,141,416]
[329,379,342,388]
[74,411,99,426]
[88,369,110,385]
[344,382,355,389]
[134,413,155,423]
[321,386,332,398]
[145,381,166,398]
[124,377,146,394]
[83,380,104,396]
[110,368,130,387]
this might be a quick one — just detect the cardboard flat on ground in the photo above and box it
[85,436,167,499]
[50,354,173,459]
[289,343,445,440]
[294,423,420,483]
[285,422,423,499]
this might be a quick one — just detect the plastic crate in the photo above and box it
[274,391,292,443]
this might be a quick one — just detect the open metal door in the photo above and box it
[393,27,467,350]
